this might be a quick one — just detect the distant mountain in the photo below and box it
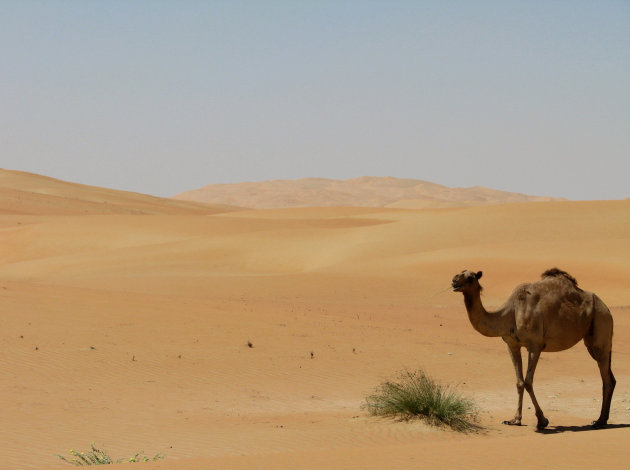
[173,176,563,209]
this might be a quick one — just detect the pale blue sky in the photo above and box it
[1,1,629,199]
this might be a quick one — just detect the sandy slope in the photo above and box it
[173,176,562,209]
[0,169,238,215]
[0,173,629,469]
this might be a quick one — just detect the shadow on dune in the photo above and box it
[537,423,630,434]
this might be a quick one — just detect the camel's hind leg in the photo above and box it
[585,348,615,428]
[584,296,615,428]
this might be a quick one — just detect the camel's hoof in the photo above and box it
[592,420,608,429]
[536,417,549,430]
[502,419,521,426]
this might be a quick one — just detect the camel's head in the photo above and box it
[452,270,482,292]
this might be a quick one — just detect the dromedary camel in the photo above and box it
[451,268,615,429]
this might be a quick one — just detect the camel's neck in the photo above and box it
[463,290,513,338]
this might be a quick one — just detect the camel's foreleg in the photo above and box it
[503,343,524,426]
[523,348,548,429]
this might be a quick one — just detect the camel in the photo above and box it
[451,268,615,429]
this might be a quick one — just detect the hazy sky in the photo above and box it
[2,1,629,200]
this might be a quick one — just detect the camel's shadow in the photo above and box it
[537,423,630,434]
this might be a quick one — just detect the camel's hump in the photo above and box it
[541,268,580,288]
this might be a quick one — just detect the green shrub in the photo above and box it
[57,443,165,466]
[363,369,479,432]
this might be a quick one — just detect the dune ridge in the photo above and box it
[0,170,628,470]
[0,168,239,215]
[173,176,564,209]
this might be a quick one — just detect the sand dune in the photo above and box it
[0,171,629,469]
[173,176,563,209]
[0,169,238,215]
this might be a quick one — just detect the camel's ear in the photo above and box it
[475,271,483,280]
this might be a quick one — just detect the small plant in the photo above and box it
[57,444,114,466]
[57,443,165,466]
[363,369,480,432]
[126,451,166,464]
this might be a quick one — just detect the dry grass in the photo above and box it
[363,370,480,432]
[57,443,165,466]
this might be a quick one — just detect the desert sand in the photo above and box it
[1,169,629,469]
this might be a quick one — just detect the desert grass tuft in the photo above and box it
[57,443,165,466]
[363,369,480,432]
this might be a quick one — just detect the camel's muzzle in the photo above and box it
[451,273,470,292]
